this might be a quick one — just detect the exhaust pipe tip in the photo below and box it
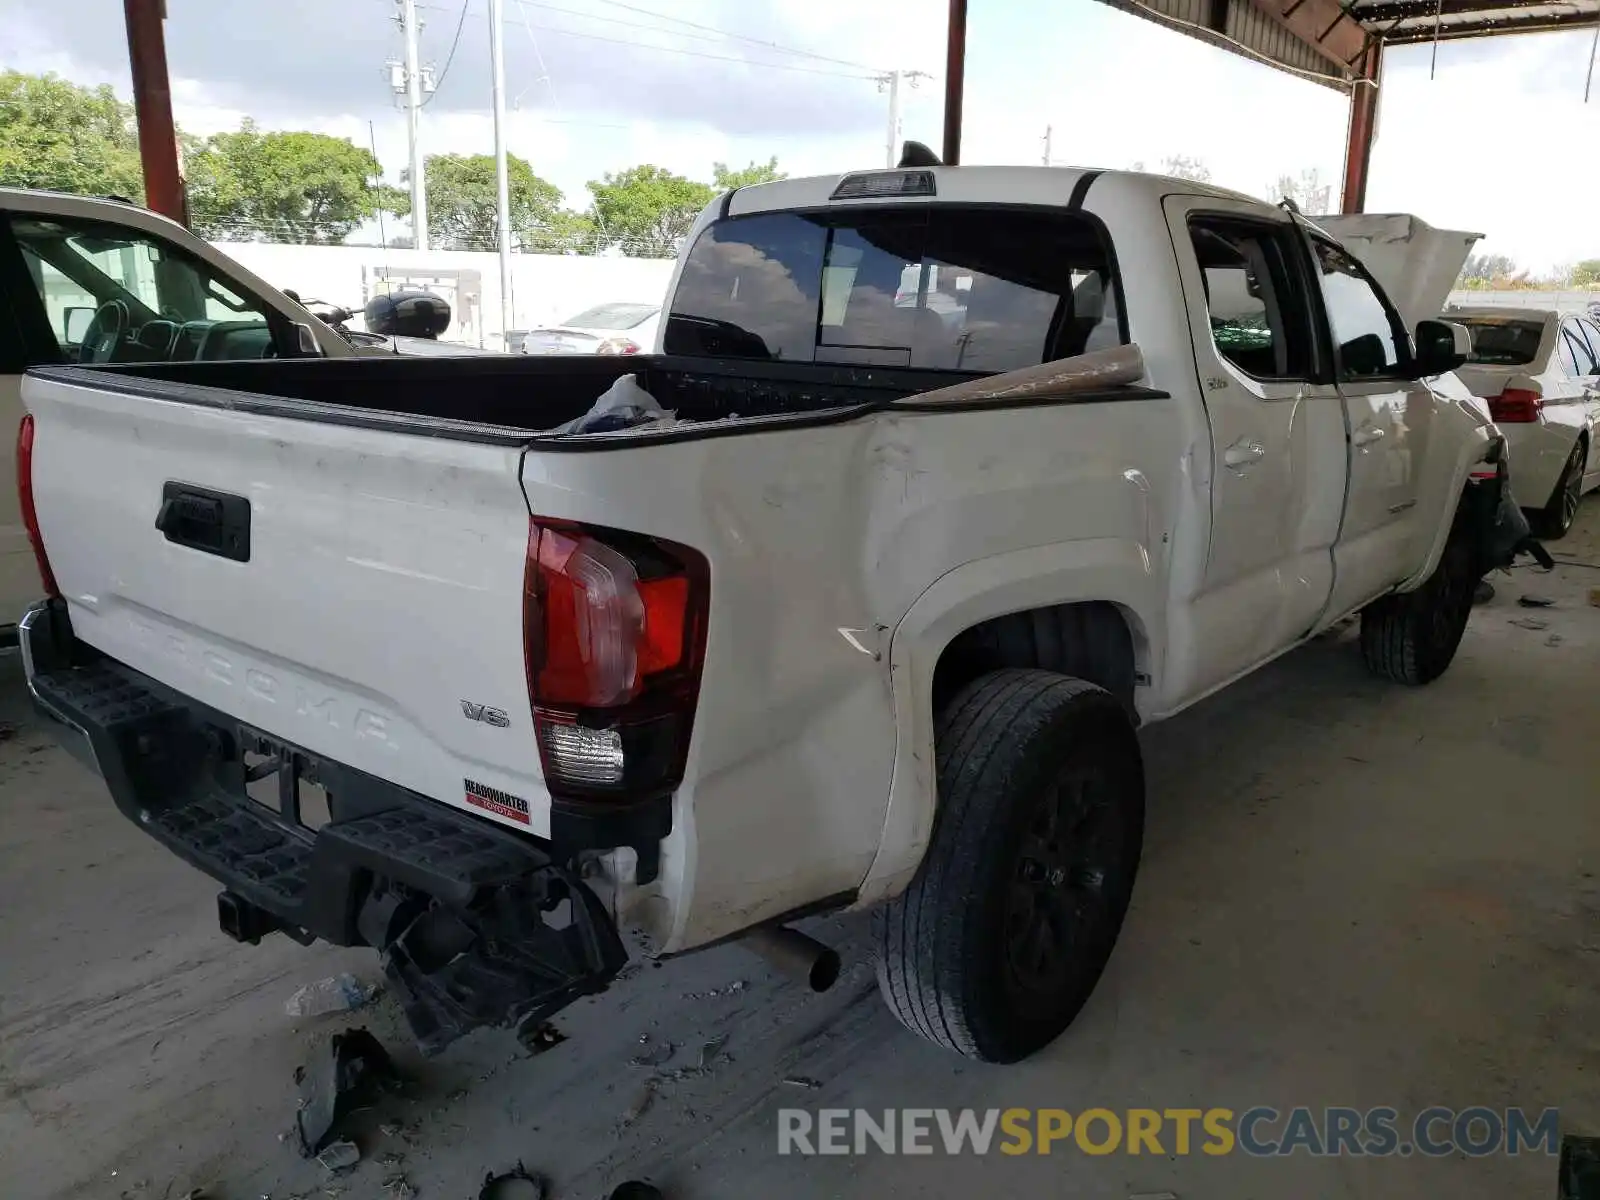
[741,925,840,993]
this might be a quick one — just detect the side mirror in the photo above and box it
[62,306,95,344]
[1413,318,1469,377]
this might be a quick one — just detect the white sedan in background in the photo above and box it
[1448,306,1600,538]
[518,302,661,356]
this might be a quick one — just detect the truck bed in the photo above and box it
[55,354,980,440]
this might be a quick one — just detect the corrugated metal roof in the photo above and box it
[1096,0,1598,87]
[1349,0,1600,45]
[1099,0,1355,88]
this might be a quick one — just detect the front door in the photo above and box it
[1306,235,1433,619]
[1164,197,1346,698]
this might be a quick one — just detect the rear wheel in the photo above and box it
[1534,439,1586,540]
[873,669,1144,1062]
[1360,513,1477,686]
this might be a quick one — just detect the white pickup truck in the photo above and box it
[18,165,1528,1063]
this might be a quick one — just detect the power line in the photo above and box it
[519,0,884,73]
[420,0,472,107]
[503,13,879,79]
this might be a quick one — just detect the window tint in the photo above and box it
[1556,328,1582,377]
[1188,217,1313,380]
[1311,239,1409,379]
[1563,323,1599,377]
[7,214,284,364]
[1458,317,1544,366]
[562,302,658,330]
[665,207,1122,371]
[1579,319,1600,372]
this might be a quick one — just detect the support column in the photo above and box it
[942,0,968,165]
[123,0,185,223]
[1340,39,1382,214]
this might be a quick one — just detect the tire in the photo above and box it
[1359,511,1477,686]
[1533,438,1586,540]
[873,669,1144,1062]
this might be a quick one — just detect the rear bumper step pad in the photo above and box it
[20,602,627,1054]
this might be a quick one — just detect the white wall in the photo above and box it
[1447,290,1600,313]
[213,242,676,349]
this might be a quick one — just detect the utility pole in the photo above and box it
[399,0,429,250]
[877,70,932,167]
[488,0,513,344]
[1042,124,1052,167]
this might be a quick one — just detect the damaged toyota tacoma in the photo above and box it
[16,162,1533,1061]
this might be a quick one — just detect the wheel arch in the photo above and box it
[855,538,1161,907]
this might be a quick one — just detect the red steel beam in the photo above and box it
[943,0,968,165]
[1340,38,1381,213]
[123,0,186,223]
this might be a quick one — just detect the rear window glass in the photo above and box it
[663,207,1122,371]
[562,302,658,329]
[1458,318,1545,366]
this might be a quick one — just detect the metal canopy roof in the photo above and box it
[1097,0,1600,89]
[1354,0,1600,45]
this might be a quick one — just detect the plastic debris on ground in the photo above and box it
[293,1028,397,1156]
[553,374,676,435]
[478,1160,549,1200]
[697,1034,729,1069]
[315,1139,361,1174]
[782,1075,822,1090]
[285,973,382,1017]
[1518,594,1555,608]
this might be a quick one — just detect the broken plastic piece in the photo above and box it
[554,374,674,435]
[478,1160,548,1200]
[316,1139,361,1174]
[294,1028,396,1157]
[285,973,381,1017]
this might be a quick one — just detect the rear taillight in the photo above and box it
[15,414,59,598]
[596,338,641,356]
[523,519,708,799]
[1488,387,1542,423]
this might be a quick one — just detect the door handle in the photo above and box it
[1352,425,1386,448]
[1223,438,1266,469]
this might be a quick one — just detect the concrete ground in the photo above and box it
[3,512,1599,1200]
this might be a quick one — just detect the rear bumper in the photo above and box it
[20,601,627,1053]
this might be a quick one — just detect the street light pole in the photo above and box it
[400,0,429,250]
[488,0,513,346]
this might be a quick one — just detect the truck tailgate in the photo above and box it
[23,370,550,834]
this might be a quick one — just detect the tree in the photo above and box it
[417,153,564,251]
[1129,155,1211,183]
[1572,259,1600,288]
[537,208,602,255]
[0,70,144,198]
[587,165,716,258]
[1268,168,1333,214]
[712,156,786,190]
[1457,252,1524,289]
[185,121,389,244]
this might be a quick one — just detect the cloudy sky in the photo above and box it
[5,0,1600,270]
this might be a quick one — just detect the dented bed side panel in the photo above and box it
[517,394,1190,951]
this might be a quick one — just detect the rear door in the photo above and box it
[1564,319,1600,489]
[1306,234,1433,618]
[1165,196,1346,687]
